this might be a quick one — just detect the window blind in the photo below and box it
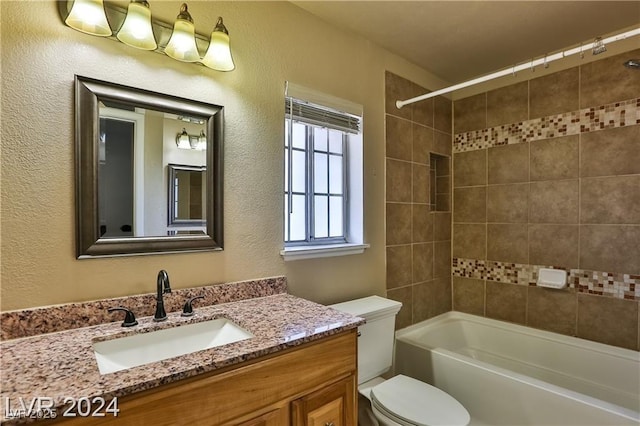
[285,98,361,134]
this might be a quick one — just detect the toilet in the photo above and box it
[331,296,470,426]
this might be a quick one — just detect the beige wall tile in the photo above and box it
[412,204,433,243]
[580,125,640,178]
[434,95,452,134]
[528,287,577,336]
[413,280,434,323]
[412,124,433,165]
[487,183,529,223]
[454,93,487,134]
[529,179,579,224]
[580,225,640,274]
[453,277,484,315]
[453,223,486,259]
[415,278,453,323]
[577,294,639,350]
[413,243,434,283]
[434,131,452,157]
[386,159,412,202]
[436,193,451,212]
[580,48,640,108]
[454,186,487,223]
[433,277,452,317]
[581,175,640,224]
[529,67,579,119]
[454,150,487,187]
[433,212,451,242]
[487,224,528,264]
[434,240,451,279]
[412,164,429,204]
[486,81,528,127]
[413,94,434,128]
[529,224,579,268]
[387,286,413,329]
[386,203,412,245]
[488,143,529,184]
[486,281,527,325]
[385,71,413,120]
[386,245,412,289]
[435,154,451,177]
[386,115,412,161]
[530,135,579,181]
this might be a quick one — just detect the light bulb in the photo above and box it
[116,1,157,50]
[164,3,200,63]
[65,0,112,36]
[176,128,191,149]
[201,17,235,71]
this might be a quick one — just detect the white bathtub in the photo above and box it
[394,312,640,426]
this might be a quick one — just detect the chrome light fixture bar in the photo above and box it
[58,0,235,71]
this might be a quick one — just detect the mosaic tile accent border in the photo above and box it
[452,258,639,301]
[453,97,640,153]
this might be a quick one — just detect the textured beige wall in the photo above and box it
[0,1,446,310]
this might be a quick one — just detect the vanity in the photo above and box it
[0,281,363,425]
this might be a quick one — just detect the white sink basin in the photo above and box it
[93,318,253,374]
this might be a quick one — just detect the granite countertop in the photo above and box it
[0,293,364,424]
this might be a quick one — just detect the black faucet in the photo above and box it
[154,270,172,322]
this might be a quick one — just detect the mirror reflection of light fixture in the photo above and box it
[116,0,157,50]
[64,0,112,36]
[164,3,200,63]
[201,17,235,71]
[58,1,236,71]
[196,130,207,151]
[176,128,191,150]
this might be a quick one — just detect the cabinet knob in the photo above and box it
[325,422,334,426]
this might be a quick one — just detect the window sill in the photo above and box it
[281,243,370,261]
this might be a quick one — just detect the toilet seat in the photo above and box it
[370,375,470,426]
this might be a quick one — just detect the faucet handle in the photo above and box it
[181,296,205,317]
[108,307,138,327]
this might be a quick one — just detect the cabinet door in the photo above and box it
[291,375,356,426]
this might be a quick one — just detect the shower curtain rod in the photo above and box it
[396,27,640,109]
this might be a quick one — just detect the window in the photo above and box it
[282,83,367,260]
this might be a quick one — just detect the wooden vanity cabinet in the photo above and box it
[56,330,357,426]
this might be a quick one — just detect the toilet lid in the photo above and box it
[370,375,470,426]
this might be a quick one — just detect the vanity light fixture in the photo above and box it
[58,1,236,71]
[165,3,200,63]
[195,130,207,151]
[176,128,192,150]
[201,17,235,71]
[116,0,157,50]
[64,0,112,37]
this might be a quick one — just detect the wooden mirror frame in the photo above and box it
[75,75,223,258]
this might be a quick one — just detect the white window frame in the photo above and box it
[281,83,368,261]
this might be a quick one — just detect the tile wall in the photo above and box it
[452,49,640,350]
[384,72,453,329]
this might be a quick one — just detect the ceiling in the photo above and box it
[292,1,640,83]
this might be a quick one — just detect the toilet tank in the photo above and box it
[330,296,402,384]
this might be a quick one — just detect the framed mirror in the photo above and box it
[75,75,223,258]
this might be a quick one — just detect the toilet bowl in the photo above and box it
[330,296,470,426]
[366,375,469,426]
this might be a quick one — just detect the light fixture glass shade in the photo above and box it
[164,4,200,63]
[116,1,157,50]
[201,17,235,71]
[65,0,112,36]
[195,130,207,151]
[176,128,191,149]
